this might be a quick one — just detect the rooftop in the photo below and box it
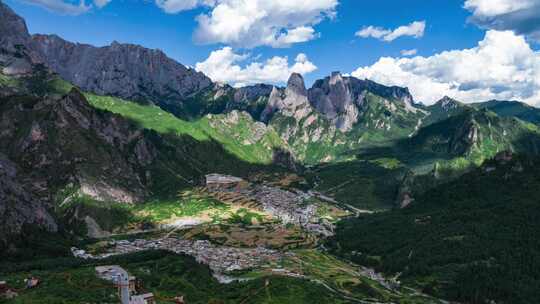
[205,174,244,184]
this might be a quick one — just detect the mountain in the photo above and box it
[472,99,540,125]
[0,66,291,242]
[0,2,36,77]
[309,72,417,132]
[409,107,540,160]
[0,2,438,166]
[0,152,57,240]
[29,35,214,112]
[422,96,469,126]
[0,1,275,121]
[264,73,428,163]
[175,82,273,120]
[330,152,540,304]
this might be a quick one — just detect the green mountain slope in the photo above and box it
[266,74,427,164]
[472,99,540,125]
[85,94,287,165]
[1,251,351,304]
[330,153,540,304]
[0,69,293,242]
[422,96,469,126]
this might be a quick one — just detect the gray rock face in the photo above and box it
[309,72,360,131]
[0,88,154,205]
[436,96,463,111]
[0,1,30,52]
[0,1,216,113]
[262,73,313,122]
[309,72,417,131]
[286,73,308,97]
[29,35,212,104]
[0,1,35,76]
[0,153,57,242]
[233,84,274,104]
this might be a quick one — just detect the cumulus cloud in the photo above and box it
[155,0,337,48]
[356,21,426,42]
[351,30,540,106]
[464,0,540,41]
[195,47,317,87]
[19,0,112,14]
[400,49,418,56]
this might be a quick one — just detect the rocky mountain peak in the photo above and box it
[29,33,213,105]
[0,1,30,51]
[286,73,307,97]
[329,71,344,85]
[261,74,313,122]
[436,96,462,110]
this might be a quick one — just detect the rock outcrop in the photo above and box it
[0,153,57,242]
[0,1,34,76]
[0,88,153,204]
[0,1,30,52]
[262,73,313,122]
[309,72,417,131]
[30,35,212,104]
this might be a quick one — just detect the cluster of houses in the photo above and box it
[73,237,290,283]
[205,174,335,236]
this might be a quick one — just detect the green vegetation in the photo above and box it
[330,154,540,304]
[134,198,229,222]
[60,194,135,234]
[282,250,440,303]
[0,251,351,304]
[55,190,236,235]
[0,73,19,87]
[269,92,425,164]
[85,93,285,164]
[472,100,540,125]
[308,160,408,210]
[227,208,265,226]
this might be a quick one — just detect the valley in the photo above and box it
[2,1,540,304]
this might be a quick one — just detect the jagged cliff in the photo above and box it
[309,72,417,132]
[30,34,213,105]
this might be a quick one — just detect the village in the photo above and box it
[72,237,298,283]
[60,175,354,304]
[204,174,338,236]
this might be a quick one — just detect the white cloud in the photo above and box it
[464,0,540,41]
[351,30,540,106]
[19,0,91,15]
[355,26,390,39]
[19,0,112,14]
[273,26,317,48]
[195,47,317,87]
[93,0,111,8]
[464,0,535,17]
[155,0,215,14]
[400,49,418,56]
[156,0,338,48]
[356,21,426,42]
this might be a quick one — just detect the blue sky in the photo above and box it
[4,0,540,105]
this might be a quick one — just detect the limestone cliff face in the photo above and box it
[262,73,313,122]
[0,1,34,76]
[1,1,216,111]
[30,35,213,105]
[309,72,417,132]
[0,1,28,49]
